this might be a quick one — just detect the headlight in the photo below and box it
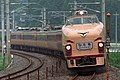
[66,45,71,50]
[99,43,104,47]
[65,44,72,56]
[98,42,104,53]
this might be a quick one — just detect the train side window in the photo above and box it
[16,35,21,39]
[47,34,56,41]
[56,34,62,41]
[23,35,35,40]
[11,35,16,39]
[37,34,47,41]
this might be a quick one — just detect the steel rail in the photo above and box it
[70,72,96,80]
[0,51,32,79]
[89,72,96,80]
[70,74,79,80]
[8,50,44,80]
[0,50,44,80]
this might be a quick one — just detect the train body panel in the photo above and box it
[11,30,62,52]
[11,40,23,45]
[45,30,62,51]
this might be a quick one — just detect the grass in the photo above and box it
[109,52,120,69]
[0,55,4,70]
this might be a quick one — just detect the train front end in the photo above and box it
[62,13,105,68]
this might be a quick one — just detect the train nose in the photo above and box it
[62,26,103,38]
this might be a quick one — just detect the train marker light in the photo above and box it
[98,42,104,53]
[80,11,84,15]
[66,45,71,50]
[65,44,72,56]
[99,43,104,47]
[106,12,111,17]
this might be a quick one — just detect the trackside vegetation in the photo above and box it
[0,55,4,70]
[109,53,120,69]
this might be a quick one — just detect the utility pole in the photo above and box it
[6,0,11,65]
[102,0,106,25]
[113,12,119,46]
[12,12,15,29]
[63,11,66,24]
[101,0,106,42]
[74,0,77,11]
[28,0,31,27]
[43,8,47,27]
[1,0,5,58]
[42,7,47,28]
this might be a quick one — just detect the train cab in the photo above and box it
[62,10,105,68]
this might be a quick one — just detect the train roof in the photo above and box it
[11,30,62,35]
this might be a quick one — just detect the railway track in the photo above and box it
[70,74,79,80]
[0,50,44,80]
[9,49,105,80]
[1,49,119,80]
[69,72,103,80]
[70,73,96,80]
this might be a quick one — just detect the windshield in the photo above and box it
[66,16,99,25]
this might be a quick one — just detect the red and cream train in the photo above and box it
[11,10,106,69]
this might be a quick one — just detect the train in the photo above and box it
[11,10,106,69]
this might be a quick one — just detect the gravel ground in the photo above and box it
[37,53,120,80]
